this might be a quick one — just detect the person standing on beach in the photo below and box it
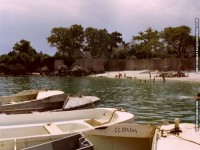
[149,72,151,79]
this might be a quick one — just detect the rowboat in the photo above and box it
[20,124,158,150]
[21,123,200,150]
[0,90,101,114]
[0,89,67,114]
[0,108,134,150]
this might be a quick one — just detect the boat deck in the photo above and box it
[157,123,200,150]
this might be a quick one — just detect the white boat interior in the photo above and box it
[0,108,134,150]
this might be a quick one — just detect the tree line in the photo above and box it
[0,24,199,75]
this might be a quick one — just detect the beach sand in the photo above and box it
[90,70,200,83]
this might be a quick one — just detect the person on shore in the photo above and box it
[149,72,151,79]
[162,73,166,82]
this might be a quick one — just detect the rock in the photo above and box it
[41,66,49,72]
[71,65,90,76]
[54,71,59,76]
[57,65,68,71]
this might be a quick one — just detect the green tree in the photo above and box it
[13,39,37,55]
[133,27,163,59]
[161,26,193,58]
[47,24,84,59]
[0,39,51,75]
[109,31,124,50]
[84,27,98,53]
[85,27,116,58]
[7,39,39,73]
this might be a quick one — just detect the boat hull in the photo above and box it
[0,90,67,114]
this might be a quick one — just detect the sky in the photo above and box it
[0,0,199,56]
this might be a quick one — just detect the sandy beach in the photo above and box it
[90,70,200,83]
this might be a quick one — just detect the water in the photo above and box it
[0,76,199,124]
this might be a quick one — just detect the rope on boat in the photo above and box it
[174,135,200,146]
[160,128,200,146]
[101,108,127,125]
[82,95,96,108]
[77,92,97,108]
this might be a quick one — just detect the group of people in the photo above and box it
[115,73,133,79]
[114,72,166,82]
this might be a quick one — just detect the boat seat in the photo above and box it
[85,119,103,127]
[43,123,63,135]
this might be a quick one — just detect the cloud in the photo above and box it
[0,0,199,55]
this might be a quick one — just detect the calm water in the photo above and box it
[0,76,199,124]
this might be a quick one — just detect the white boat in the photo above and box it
[157,123,200,150]
[0,108,134,150]
[19,124,158,150]
[0,90,101,114]
[62,96,100,111]
[84,124,158,150]
[0,89,67,114]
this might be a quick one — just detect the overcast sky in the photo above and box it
[0,0,199,56]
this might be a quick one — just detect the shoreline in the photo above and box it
[90,70,200,83]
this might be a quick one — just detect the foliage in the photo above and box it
[161,26,194,58]
[84,28,111,58]
[0,40,51,75]
[47,24,84,59]
[112,47,128,59]
[133,27,163,59]
[0,24,196,75]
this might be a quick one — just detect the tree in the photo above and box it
[47,24,84,59]
[109,31,124,50]
[13,39,37,55]
[84,27,98,53]
[161,26,193,58]
[85,27,119,58]
[133,27,163,59]
[0,39,52,75]
[8,39,39,73]
[85,27,110,58]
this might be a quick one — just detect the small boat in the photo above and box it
[20,124,158,150]
[0,89,67,114]
[0,108,134,150]
[62,96,100,111]
[84,124,158,150]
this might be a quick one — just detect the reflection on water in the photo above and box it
[0,76,199,124]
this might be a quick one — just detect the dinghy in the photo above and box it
[0,90,101,114]
[0,108,134,150]
[17,124,158,150]
[0,89,67,114]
